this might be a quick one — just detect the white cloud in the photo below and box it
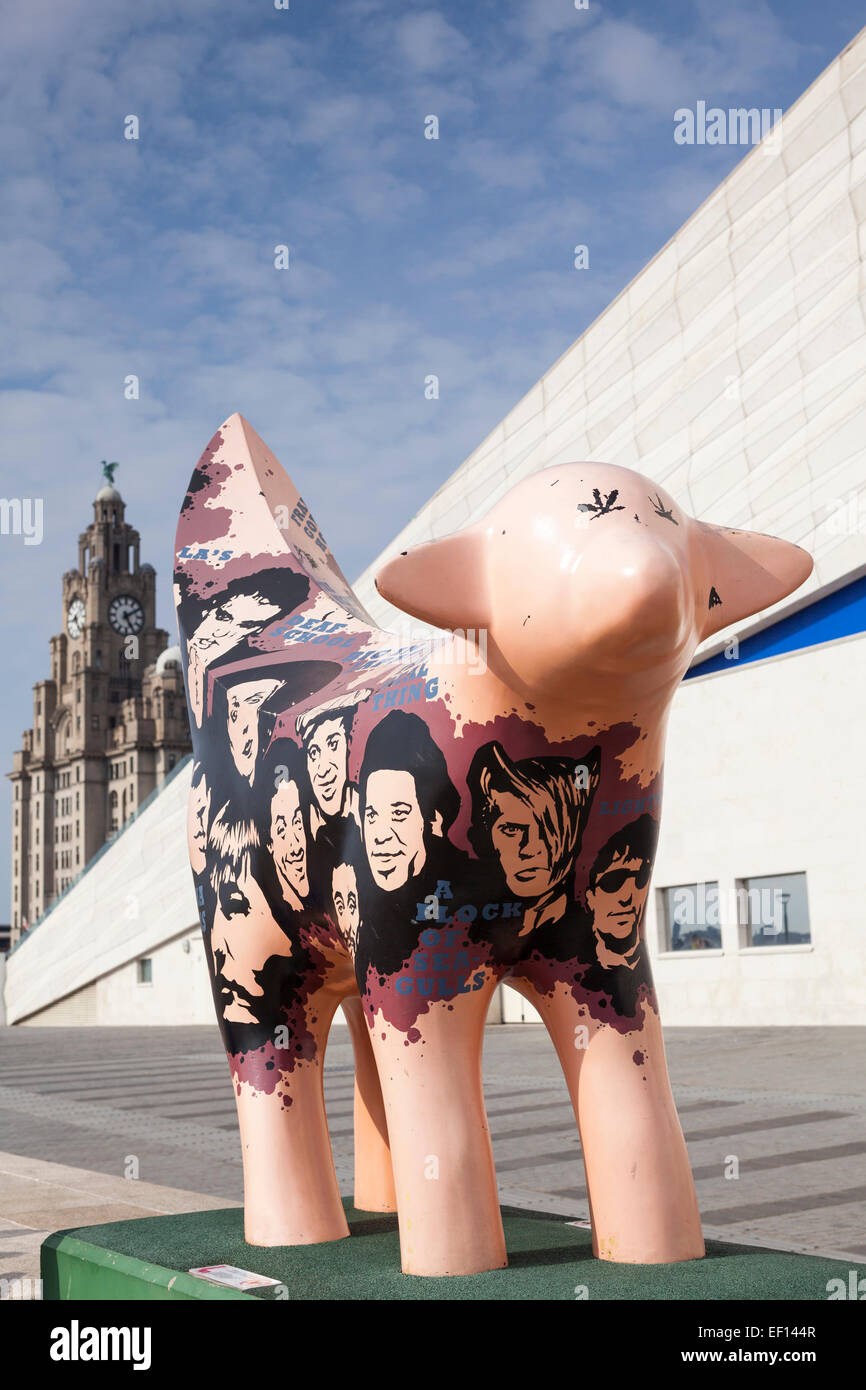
[450,137,545,192]
[395,10,471,73]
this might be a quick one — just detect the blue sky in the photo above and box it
[1,0,862,914]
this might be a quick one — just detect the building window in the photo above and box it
[94,651,103,669]
[137,958,153,985]
[91,715,99,730]
[129,756,134,771]
[168,754,176,771]
[738,873,810,947]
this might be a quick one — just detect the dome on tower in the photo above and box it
[155,644,181,674]
[95,483,123,503]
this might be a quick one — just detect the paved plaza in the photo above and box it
[1,1024,864,1296]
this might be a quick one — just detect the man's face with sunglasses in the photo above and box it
[586,850,651,961]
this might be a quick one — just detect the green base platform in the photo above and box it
[41,1200,858,1301]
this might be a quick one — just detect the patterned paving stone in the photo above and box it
[0,1024,863,1263]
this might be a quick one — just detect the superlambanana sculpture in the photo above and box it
[175,414,812,1276]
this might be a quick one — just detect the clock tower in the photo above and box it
[8,467,192,944]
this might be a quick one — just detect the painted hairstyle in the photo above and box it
[296,698,363,750]
[208,798,261,897]
[175,564,310,642]
[358,709,459,836]
[316,818,364,910]
[467,741,601,885]
[256,738,313,847]
[588,813,659,889]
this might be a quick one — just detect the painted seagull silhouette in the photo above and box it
[577,488,625,520]
[648,492,678,524]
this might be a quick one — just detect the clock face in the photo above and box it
[67,597,86,639]
[109,594,145,636]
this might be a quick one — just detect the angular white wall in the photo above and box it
[355,27,866,661]
[5,762,198,1024]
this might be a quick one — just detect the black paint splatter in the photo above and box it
[577,488,625,521]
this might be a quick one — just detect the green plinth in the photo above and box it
[41,1200,857,1301]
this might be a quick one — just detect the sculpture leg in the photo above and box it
[509,977,705,1263]
[367,976,507,1276]
[342,995,397,1212]
[237,999,351,1248]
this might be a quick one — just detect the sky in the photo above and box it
[1,0,862,915]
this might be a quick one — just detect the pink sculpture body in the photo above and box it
[175,414,812,1276]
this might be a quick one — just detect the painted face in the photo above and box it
[332,861,360,951]
[189,592,281,661]
[187,773,210,875]
[226,678,281,782]
[489,790,554,898]
[586,852,651,955]
[269,777,309,910]
[364,769,426,891]
[210,864,288,1024]
[306,717,348,816]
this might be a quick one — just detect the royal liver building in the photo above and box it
[8,467,191,943]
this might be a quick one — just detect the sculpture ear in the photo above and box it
[697,521,813,641]
[375,530,491,631]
